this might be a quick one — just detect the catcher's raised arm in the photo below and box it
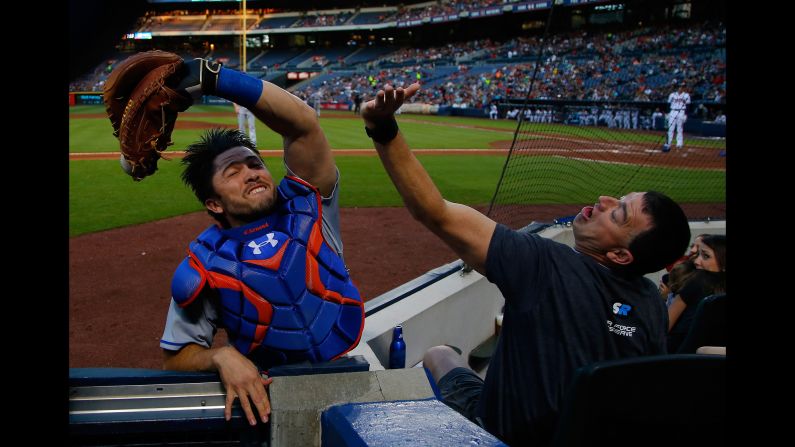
[104,50,335,194]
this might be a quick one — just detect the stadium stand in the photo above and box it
[203,16,260,32]
[350,10,393,25]
[256,48,307,69]
[70,1,726,125]
[256,15,301,30]
[343,45,396,65]
[142,15,207,33]
[276,20,725,114]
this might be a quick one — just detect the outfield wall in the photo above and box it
[69,92,237,107]
[69,92,725,137]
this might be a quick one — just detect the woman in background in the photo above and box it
[659,260,697,308]
[666,234,726,353]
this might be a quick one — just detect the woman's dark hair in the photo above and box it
[669,259,696,293]
[699,234,726,271]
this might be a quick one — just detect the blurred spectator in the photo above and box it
[694,103,708,119]
[352,91,363,115]
[233,103,257,147]
[659,259,697,308]
[686,233,708,259]
[651,108,664,129]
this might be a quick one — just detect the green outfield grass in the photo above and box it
[385,113,725,149]
[70,106,517,152]
[68,155,507,236]
[69,106,725,152]
[69,105,725,237]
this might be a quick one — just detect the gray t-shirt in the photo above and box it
[479,224,668,446]
[160,169,344,351]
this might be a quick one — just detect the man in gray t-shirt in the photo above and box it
[359,81,692,445]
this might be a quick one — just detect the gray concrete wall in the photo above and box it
[269,368,436,447]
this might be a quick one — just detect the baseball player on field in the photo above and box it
[663,83,690,152]
[233,102,257,147]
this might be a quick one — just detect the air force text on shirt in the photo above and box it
[606,320,637,337]
[607,301,637,337]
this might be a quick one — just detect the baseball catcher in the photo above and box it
[102,50,219,180]
[134,50,366,427]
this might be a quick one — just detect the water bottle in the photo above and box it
[389,325,406,369]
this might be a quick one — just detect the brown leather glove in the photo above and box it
[103,50,193,180]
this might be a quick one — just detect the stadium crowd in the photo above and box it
[395,0,515,22]
[70,10,725,125]
[287,21,725,117]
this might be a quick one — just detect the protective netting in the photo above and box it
[485,6,726,230]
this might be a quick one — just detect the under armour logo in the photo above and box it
[248,233,279,255]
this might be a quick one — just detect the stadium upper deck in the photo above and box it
[70,0,725,121]
[132,0,611,35]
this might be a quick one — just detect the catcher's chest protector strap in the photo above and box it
[171,176,365,369]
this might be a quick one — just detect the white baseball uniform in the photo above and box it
[489,104,498,120]
[667,90,690,148]
[235,103,257,147]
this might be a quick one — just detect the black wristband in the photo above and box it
[365,117,399,144]
[200,59,222,95]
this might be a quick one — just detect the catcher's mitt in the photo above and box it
[103,50,193,180]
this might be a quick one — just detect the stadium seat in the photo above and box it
[551,354,726,446]
[676,293,727,354]
[695,346,725,355]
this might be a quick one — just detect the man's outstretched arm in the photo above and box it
[362,83,497,274]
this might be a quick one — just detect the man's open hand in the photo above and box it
[362,82,421,127]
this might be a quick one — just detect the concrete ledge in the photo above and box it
[321,399,507,446]
[358,267,503,370]
[269,368,436,447]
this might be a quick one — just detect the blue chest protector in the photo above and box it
[171,176,364,370]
